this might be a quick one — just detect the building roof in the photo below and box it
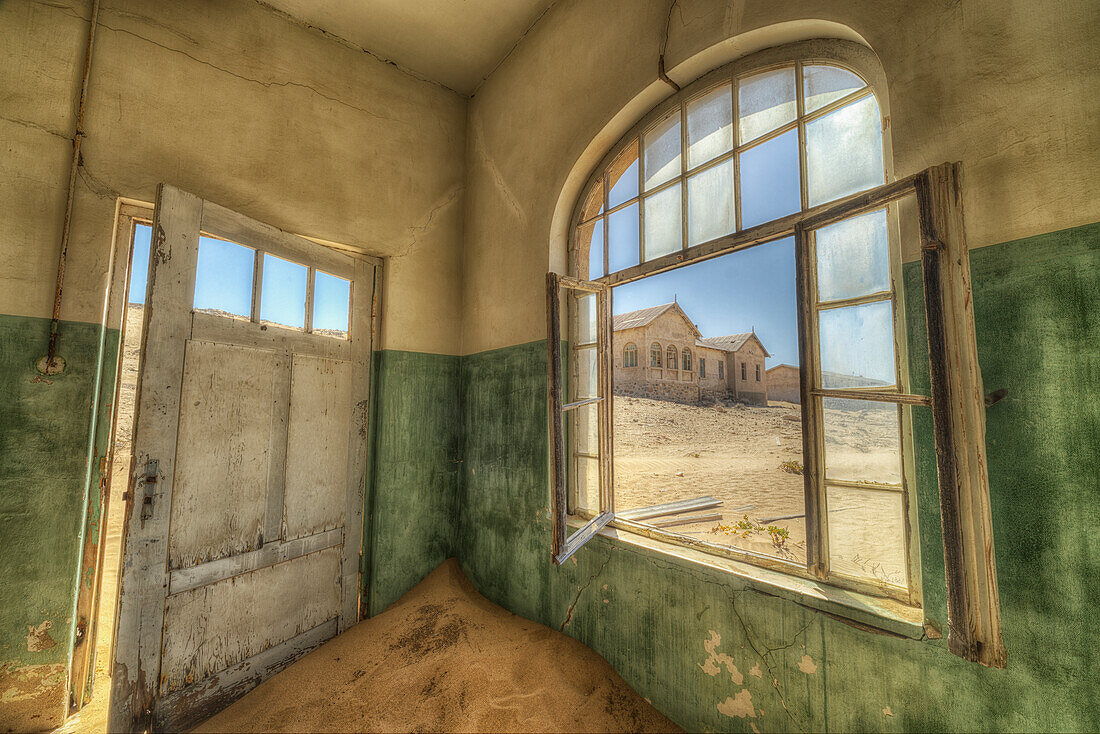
[696,333,771,357]
[612,303,700,336]
[767,363,799,373]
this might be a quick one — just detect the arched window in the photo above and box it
[650,342,662,367]
[682,348,692,371]
[666,345,678,370]
[573,60,884,280]
[623,343,638,368]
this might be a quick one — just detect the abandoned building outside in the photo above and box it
[0,0,1097,733]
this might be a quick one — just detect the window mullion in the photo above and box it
[795,61,810,213]
[794,221,829,579]
[731,72,742,232]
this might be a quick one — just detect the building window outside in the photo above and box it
[699,358,706,378]
[756,364,761,381]
[682,348,692,372]
[717,361,724,379]
[666,345,678,370]
[741,362,747,380]
[624,343,638,367]
[650,342,662,367]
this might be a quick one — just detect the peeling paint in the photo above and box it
[717,689,756,719]
[884,706,894,717]
[750,661,762,678]
[26,620,56,652]
[0,662,67,731]
[699,630,743,684]
[797,654,817,674]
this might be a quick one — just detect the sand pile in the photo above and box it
[194,559,679,733]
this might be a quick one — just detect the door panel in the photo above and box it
[169,341,277,569]
[110,184,380,732]
[159,546,341,695]
[283,355,352,540]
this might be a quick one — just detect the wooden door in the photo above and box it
[109,185,380,732]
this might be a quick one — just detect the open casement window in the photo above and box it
[547,273,614,564]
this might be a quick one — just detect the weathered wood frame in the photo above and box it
[547,272,614,564]
[564,49,1004,659]
[109,185,383,732]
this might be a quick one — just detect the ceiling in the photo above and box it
[265,0,557,95]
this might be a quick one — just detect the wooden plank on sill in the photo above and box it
[651,512,723,528]
[618,495,722,521]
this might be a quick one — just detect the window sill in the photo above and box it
[574,517,927,640]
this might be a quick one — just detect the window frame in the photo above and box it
[623,342,638,368]
[555,45,1003,667]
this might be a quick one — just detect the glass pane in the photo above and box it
[572,456,600,514]
[128,223,153,305]
[803,64,865,113]
[738,67,796,144]
[312,270,350,337]
[687,158,735,246]
[611,240,805,565]
[819,300,895,388]
[822,398,902,485]
[815,209,891,302]
[580,179,604,221]
[806,94,884,206]
[572,346,598,401]
[643,183,682,260]
[739,128,801,228]
[576,218,604,280]
[608,202,640,272]
[193,236,255,318]
[608,140,639,208]
[574,292,597,346]
[686,84,733,169]
[260,253,307,329]
[644,113,681,191]
[827,485,907,587]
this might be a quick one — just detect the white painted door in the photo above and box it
[109,185,380,732]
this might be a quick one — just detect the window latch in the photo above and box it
[140,459,158,523]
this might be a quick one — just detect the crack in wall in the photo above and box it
[470,116,526,226]
[0,115,71,142]
[45,2,405,123]
[559,549,613,632]
[730,590,813,732]
[470,1,560,98]
[390,186,464,260]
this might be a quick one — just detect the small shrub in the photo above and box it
[779,460,804,475]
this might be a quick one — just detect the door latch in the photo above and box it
[140,459,158,522]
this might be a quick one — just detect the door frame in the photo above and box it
[88,189,383,731]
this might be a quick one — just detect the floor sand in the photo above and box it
[194,559,680,733]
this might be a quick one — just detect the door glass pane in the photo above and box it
[608,202,640,272]
[577,218,605,280]
[260,253,307,329]
[819,300,895,388]
[738,67,796,144]
[312,270,350,337]
[687,159,735,246]
[686,84,733,169]
[739,128,801,228]
[608,141,639,208]
[815,209,891,302]
[644,112,682,191]
[574,292,597,346]
[822,398,902,485]
[643,183,682,260]
[803,64,865,113]
[567,403,600,511]
[806,94,884,206]
[193,236,255,318]
[827,485,907,587]
[129,223,153,305]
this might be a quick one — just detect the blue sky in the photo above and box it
[613,237,799,368]
[128,223,349,332]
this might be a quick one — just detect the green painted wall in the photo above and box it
[365,349,463,616]
[0,315,118,728]
[457,224,1100,732]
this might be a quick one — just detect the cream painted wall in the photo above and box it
[462,0,1100,354]
[0,0,466,354]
